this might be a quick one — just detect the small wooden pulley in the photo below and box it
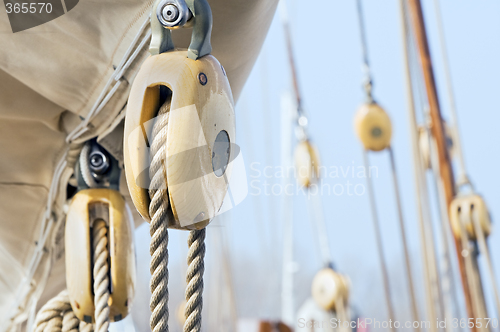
[418,124,456,169]
[65,189,136,323]
[294,140,320,188]
[450,194,491,240]
[354,102,392,151]
[311,268,349,312]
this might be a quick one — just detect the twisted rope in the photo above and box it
[33,291,94,332]
[149,102,170,332]
[184,229,206,332]
[66,143,84,170]
[92,220,110,332]
[79,142,98,188]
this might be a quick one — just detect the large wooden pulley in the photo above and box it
[311,268,349,312]
[65,189,136,323]
[354,102,392,151]
[124,50,235,230]
[450,194,491,240]
[294,140,321,188]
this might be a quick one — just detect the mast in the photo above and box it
[406,0,486,326]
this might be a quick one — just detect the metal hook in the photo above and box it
[150,0,212,60]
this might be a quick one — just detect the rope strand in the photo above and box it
[34,291,94,332]
[184,229,206,332]
[92,220,110,332]
[148,102,171,332]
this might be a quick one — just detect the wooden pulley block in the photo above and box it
[311,268,349,312]
[450,194,491,240]
[418,124,455,169]
[65,189,136,323]
[294,140,321,188]
[354,102,392,151]
[124,50,235,230]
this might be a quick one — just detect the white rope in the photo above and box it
[33,290,94,332]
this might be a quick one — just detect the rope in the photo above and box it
[33,291,94,332]
[306,192,333,267]
[362,150,395,331]
[355,0,374,102]
[14,15,152,329]
[399,1,455,329]
[471,213,500,317]
[184,229,206,332]
[388,147,420,328]
[92,220,110,332]
[432,0,471,190]
[456,210,487,320]
[148,102,170,332]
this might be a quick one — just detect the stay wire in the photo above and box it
[355,0,374,102]
[362,150,396,331]
[399,1,444,329]
[432,0,471,190]
[388,147,421,329]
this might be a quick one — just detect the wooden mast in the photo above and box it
[406,0,480,326]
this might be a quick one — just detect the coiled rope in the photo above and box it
[184,229,206,332]
[148,102,170,332]
[33,291,94,332]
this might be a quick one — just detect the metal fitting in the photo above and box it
[156,0,191,29]
[89,150,109,175]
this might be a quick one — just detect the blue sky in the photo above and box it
[133,0,500,328]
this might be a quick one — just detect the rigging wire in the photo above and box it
[13,16,152,329]
[355,0,420,327]
[431,0,471,190]
[355,0,374,102]
[433,0,500,318]
[399,2,462,328]
[361,150,396,332]
[388,147,421,329]
[306,191,333,267]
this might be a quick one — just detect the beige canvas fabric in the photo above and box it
[0,0,278,329]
